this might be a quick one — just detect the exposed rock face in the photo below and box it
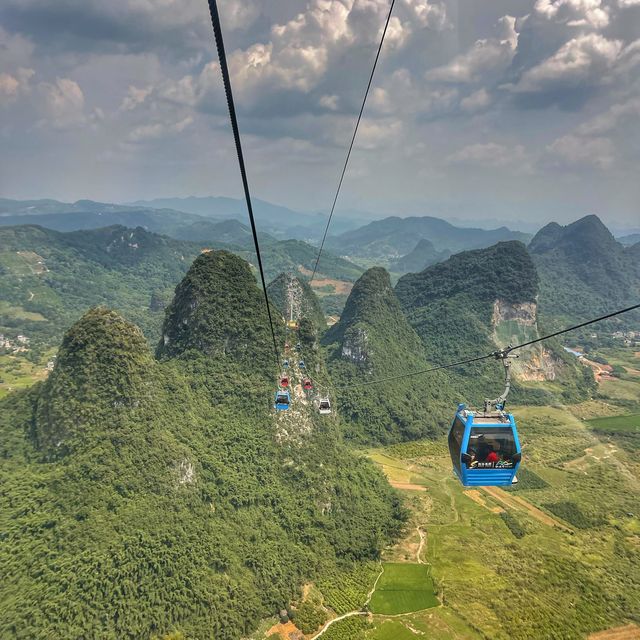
[266,272,325,329]
[492,299,537,326]
[491,299,561,381]
[341,326,371,365]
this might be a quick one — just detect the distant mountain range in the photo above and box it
[390,238,451,273]
[325,215,531,265]
[127,195,363,238]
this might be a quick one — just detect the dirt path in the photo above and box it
[588,624,640,639]
[311,564,384,639]
[464,489,504,514]
[310,611,368,638]
[390,481,427,491]
[416,527,426,564]
[481,486,573,532]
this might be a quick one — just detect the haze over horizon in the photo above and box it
[1,0,639,229]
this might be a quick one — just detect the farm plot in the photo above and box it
[587,414,640,434]
[369,563,438,615]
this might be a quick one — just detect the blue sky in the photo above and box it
[1,0,639,230]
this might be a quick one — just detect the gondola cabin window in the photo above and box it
[466,427,516,468]
[448,415,465,473]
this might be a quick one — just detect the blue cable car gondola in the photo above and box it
[274,389,291,411]
[447,351,521,487]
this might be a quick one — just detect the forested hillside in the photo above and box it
[245,239,363,283]
[529,215,640,328]
[267,273,326,331]
[0,225,201,348]
[323,267,457,444]
[0,225,362,359]
[395,241,594,404]
[0,251,405,639]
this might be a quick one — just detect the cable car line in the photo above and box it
[206,0,280,367]
[353,302,640,387]
[309,0,396,285]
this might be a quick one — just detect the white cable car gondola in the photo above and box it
[317,397,332,415]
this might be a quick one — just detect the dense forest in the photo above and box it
[395,241,595,404]
[323,267,459,444]
[0,251,405,639]
[529,215,640,329]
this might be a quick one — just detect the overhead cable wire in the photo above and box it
[309,0,396,284]
[206,0,280,367]
[353,302,640,387]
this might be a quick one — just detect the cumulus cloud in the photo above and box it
[403,0,448,30]
[577,96,640,134]
[509,33,623,93]
[40,77,86,129]
[0,68,34,105]
[547,133,614,168]
[119,85,153,112]
[126,115,194,143]
[426,16,518,83]
[534,0,610,29]
[319,94,340,111]
[446,142,529,168]
[460,88,492,112]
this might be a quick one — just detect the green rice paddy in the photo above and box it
[369,563,438,615]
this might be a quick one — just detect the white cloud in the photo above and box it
[426,16,518,83]
[126,115,193,143]
[0,68,34,105]
[547,133,614,168]
[319,94,339,111]
[219,0,261,31]
[355,117,402,150]
[402,0,448,30]
[509,33,623,93]
[120,85,152,111]
[446,142,528,168]
[534,0,610,29]
[40,77,86,129]
[617,0,640,6]
[577,97,640,135]
[460,88,491,112]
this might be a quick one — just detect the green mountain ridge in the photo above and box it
[0,224,202,346]
[323,267,456,444]
[529,215,640,328]
[0,251,405,639]
[395,241,594,405]
[0,225,362,356]
[266,272,326,331]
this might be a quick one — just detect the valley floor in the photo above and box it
[254,349,640,640]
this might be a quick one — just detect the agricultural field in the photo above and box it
[261,356,640,640]
[368,564,438,614]
[0,352,53,399]
[587,414,640,433]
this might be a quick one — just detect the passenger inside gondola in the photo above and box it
[467,429,515,467]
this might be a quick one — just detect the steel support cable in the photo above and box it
[309,0,396,284]
[206,0,280,367]
[353,302,640,387]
